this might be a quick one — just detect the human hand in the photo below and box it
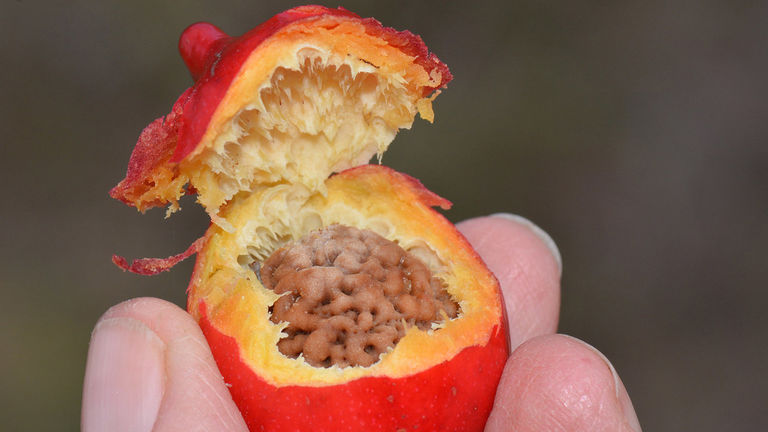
[82,214,641,431]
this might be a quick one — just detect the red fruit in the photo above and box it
[112,6,507,431]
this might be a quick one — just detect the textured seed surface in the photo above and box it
[258,224,459,368]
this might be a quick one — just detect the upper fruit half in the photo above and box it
[109,5,451,228]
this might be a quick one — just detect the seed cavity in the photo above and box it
[256,224,459,368]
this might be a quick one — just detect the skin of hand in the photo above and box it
[82,213,642,432]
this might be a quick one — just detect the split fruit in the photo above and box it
[111,6,508,431]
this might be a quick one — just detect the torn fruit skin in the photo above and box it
[111,5,507,432]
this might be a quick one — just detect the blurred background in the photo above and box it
[2,0,766,430]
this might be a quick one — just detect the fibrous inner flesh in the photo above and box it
[257,224,459,368]
[194,50,416,215]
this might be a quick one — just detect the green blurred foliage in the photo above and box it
[2,0,767,430]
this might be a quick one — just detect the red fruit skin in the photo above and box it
[112,236,206,275]
[198,302,508,432]
[178,22,230,81]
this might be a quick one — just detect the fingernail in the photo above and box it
[591,347,642,432]
[565,335,642,432]
[82,317,166,432]
[490,213,562,274]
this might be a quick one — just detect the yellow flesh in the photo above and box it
[180,47,425,229]
[189,173,502,387]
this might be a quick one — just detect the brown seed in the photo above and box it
[258,224,459,368]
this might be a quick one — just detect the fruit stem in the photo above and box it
[179,22,230,80]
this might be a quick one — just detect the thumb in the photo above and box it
[485,334,641,432]
[82,297,248,432]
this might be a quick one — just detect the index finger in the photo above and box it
[457,213,561,349]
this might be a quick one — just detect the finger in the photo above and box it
[457,213,561,348]
[485,334,642,432]
[82,297,248,432]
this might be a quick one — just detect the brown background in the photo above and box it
[2,0,767,430]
